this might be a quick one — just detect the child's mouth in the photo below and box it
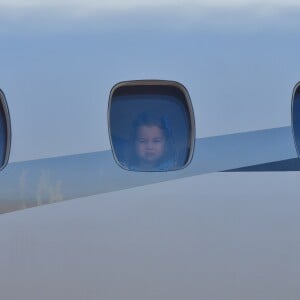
[145,152,156,158]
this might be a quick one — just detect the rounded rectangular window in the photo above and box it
[108,80,195,172]
[292,82,300,156]
[0,89,11,170]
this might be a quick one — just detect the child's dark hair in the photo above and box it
[132,111,171,140]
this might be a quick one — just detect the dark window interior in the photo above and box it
[0,90,9,170]
[109,83,194,172]
[293,85,300,155]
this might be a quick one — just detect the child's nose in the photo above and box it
[146,141,154,149]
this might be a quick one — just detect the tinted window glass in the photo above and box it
[292,83,300,155]
[0,90,10,169]
[109,81,195,172]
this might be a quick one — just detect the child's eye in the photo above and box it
[153,139,162,143]
[138,139,145,143]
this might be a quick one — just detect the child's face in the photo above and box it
[135,125,166,166]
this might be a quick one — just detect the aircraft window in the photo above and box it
[292,82,300,156]
[0,89,11,170]
[108,80,195,172]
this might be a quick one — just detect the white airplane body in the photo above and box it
[0,2,300,299]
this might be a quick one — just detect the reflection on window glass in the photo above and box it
[0,90,10,170]
[292,83,300,155]
[109,81,194,172]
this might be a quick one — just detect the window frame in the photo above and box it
[291,81,300,157]
[108,80,196,171]
[0,89,11,170]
